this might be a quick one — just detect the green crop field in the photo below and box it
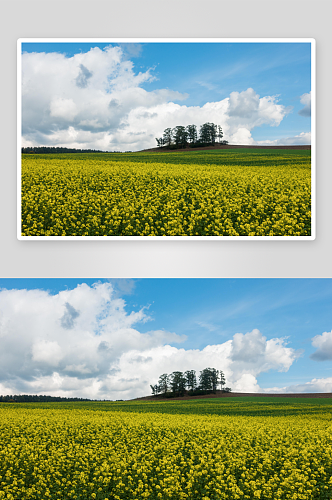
[21,149,311,237]
[1,397,331,499]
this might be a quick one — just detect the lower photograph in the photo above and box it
[1,277,331,499]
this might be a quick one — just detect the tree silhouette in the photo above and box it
[186,124,198,145]
[158,373,169,395]
[185,369,197,391]
[163,128,173,148]
[172,126,188,149]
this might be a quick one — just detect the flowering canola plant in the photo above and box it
[21,150,311,237]
[0,399,331,500]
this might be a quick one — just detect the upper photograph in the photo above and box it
[18,38,315,240]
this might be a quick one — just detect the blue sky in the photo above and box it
[0,278,330,399]
[21,41,312,150]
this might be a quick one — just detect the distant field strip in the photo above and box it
[1,398,331,499]
[21,150,311,237]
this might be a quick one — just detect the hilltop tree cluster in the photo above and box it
[150,368,231,398]
[156,122,228,150]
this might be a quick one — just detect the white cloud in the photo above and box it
[50,97,78,120]
[256,131,311,146]
[228,87,260,118]
[32,340,63,366]
[229,127,255,145]
[22,47,292,151]
[232,374,261,393]
[298,91,311,117]
[230,329,300,373]
[227,88,288,127]
[0,284,303,399]
[264,377,332,394]
[310,330,332,361]
[227,329,302,387]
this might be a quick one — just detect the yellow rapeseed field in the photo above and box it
[21,150,311,236]
[0,399,331,499]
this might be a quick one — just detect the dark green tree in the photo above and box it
[150,384,159,395]
[199,123,210,144]
[211,368,220,392]
[163,128,173,148]
[199,368,212,391]
[172,126,188,149]
[210,123,218,145]
[219,370,226,390]
[155,137,164,148]
[186,124,198,145]
[199,367,220,392]
[158,373,169,395]
[185,369,197,391]
[169,371,187,396]
[199,122,218,145]
[217,125,224,143]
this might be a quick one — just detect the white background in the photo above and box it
[1,0,331,277]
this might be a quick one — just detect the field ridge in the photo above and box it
[131,390,332,401]
[139,144,311,153]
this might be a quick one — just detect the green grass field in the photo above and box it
[1,396,331,499]
[67,395,332,416]
[21,149,312,237]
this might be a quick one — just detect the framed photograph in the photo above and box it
[1,277,332,499]
[18,38,315,240]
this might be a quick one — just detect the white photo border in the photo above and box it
[17,38,316,241]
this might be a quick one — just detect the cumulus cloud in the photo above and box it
[310,330,332,361]
[0,283,304,399]
[298,91,311,117]
[60,302,80,329]
[232,374,261,393]
[32,340,63,366]
[228,88,288,128]
[75,64,93,89]
[227,329,302,385]
[50,97,78,121]
[21,46,293,151]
